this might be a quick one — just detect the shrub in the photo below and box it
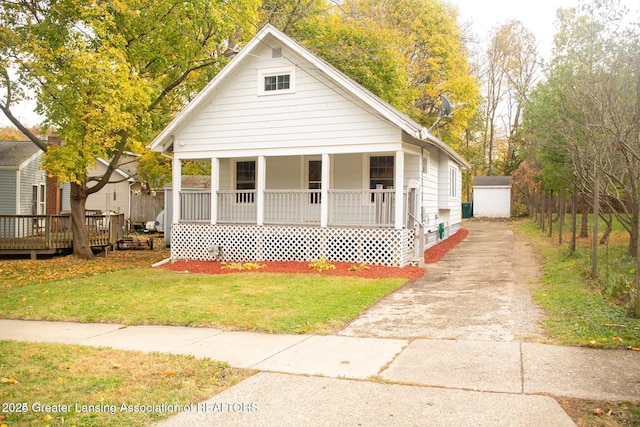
[308,256,336,272]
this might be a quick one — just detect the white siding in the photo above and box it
[85,162,131,215]
[266,156,302,189]
[219,158,231,190]
[86,181,130,214]
[473,187,511,218]
[333,154,363,189]
[0,171,17,214]
[173,43,401,156]
[420,147,439,232]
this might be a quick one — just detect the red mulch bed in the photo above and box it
[424,227,469,264]
[162,260,425,281]
[162,227,469,280]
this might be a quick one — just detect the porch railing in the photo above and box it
[218,190,256,223]
[179,188,405,228]
[180,189,211,222]
[328,189,400,227]
[264,190,321,224]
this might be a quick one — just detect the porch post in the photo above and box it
[172,156,181,225]
[256,155,266,226]
[210,157,219,225]
[394,150,404,229]
[320,153,330,228]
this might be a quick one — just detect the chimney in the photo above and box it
[45,135,63,215]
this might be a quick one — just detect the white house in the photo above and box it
[472,176,511,218]
[149,24,469,267]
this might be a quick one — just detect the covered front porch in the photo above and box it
[171,151,416,229]
[168,151,425,266]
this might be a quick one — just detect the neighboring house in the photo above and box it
[58,153,164,226]
[0,140,47,217]
[85,154,142,217]
[149,24,469,266]
[473,176,511,218]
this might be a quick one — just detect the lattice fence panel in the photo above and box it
[170,224,410,266]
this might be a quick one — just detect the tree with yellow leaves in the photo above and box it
[0,0,259,258]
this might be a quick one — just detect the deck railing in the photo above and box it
[178,188,404,228]
[0,213,125,250]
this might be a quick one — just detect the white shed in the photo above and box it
[472,176,511,218]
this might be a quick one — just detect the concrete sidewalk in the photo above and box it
[2,319,640,426]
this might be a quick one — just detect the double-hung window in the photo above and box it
[369,156,394,190]
[369,156,394,202]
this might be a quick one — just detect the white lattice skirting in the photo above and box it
[170,224,413,267]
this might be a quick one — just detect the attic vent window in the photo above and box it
[265,74,290,91]
[258,67,295,95]
[272,47,282,58]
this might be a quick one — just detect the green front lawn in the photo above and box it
[0,340,252,427]
[0,269,405,334]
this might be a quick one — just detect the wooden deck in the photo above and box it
[0,213,125,259]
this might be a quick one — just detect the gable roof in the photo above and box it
[149,24,469,169]
[0,140,43,170]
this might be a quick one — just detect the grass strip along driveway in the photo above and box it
[0,269,409,334]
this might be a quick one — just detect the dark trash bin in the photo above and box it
[462,203,472,218]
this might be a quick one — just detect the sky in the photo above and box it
[3,0,639,128]
[446,0,640,59]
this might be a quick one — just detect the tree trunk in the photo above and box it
[540,190,545,231]
[580,194,589,238]
[592,171,599,279]
[70,182,94,259]
[548,191,553,238]
[630,210,639,258]
[558,190,565,245]
[571,183,577,253]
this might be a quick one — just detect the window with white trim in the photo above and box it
[422,152,429,175]
[369,156,394,190]
[258,67,295,95]
[264,74,290,91]
[449,166,458,198]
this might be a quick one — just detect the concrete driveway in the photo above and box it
[340,219,547,341]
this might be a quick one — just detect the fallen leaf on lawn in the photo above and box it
[0,377,17,384]
[165,372,175,377]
